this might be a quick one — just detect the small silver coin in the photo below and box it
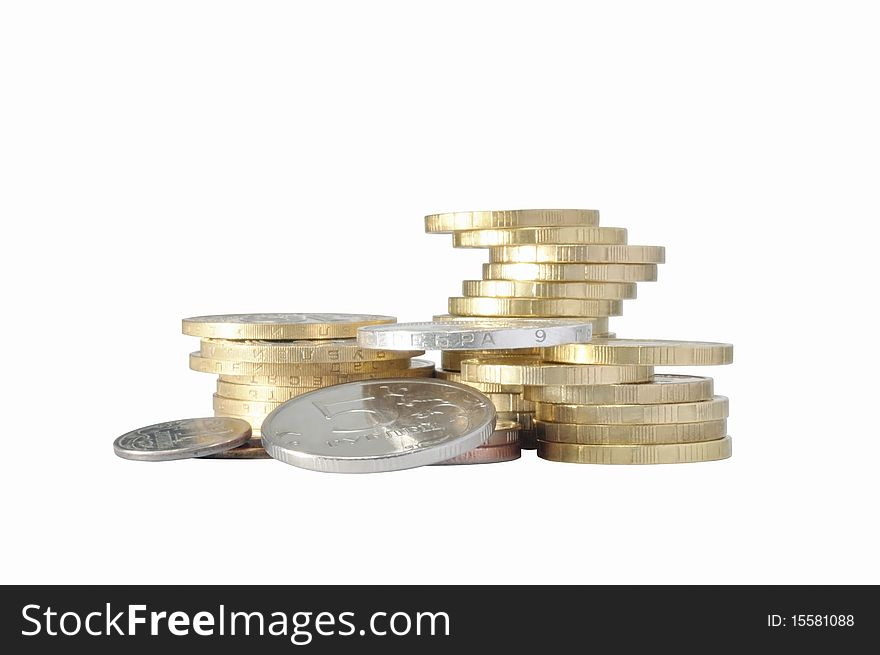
[260,378,497,473]
[113,417,252,461]
[357,319,593,350]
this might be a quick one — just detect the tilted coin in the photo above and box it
[440,348,542,372]
[182,313,396,339]
[218,358,436,387]
[260,379,497,473]
[425,208,600,233]
[448,297,623,318]
[200,338,421,364]
[534,396,729,424]
[489,244,666,264]
[522,374,714,404]
[431,314,610,336]
[189,352,412,377]
[356,319,593,350]
[463,279,637,300]
[216,381,318,402]
[434,369,523,393]
[546,339,734,366]
[483,392,535,413]
[433,442,522,465]
[202,438,271,460]
[113,417,251,461]
[483,262,658,282]
[537,436,732,465]
[461,357,654,386]
[453,225,628,248]
[536,419,728,444]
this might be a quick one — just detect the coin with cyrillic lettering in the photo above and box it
[113,417,251,461]
[260,378,497,473]
[357,319,593,350]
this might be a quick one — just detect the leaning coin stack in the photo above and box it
[425,209,734,464]
[182,313,435,458]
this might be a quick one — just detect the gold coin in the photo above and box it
[434,368,523,393]
[432,314,610,336]
[496,410,535,430]
[536,419,728,444]
[483,262,658,282]
[489,244,666,264]
[453,225,628,247]
[199,338,421,364]
[534,396,729,424]
[182,313,396,339]
[440,348,541,371]
[537,436,732,464]
[463,279,637,300]
[217,357,435,387]
[190,352,412,377]
[522,374,714,404]
[483,393,535,413]
[449,297,623,318]
[425,208,600,233]
[213,394,285,416]
[546,339,733,366]
[215,381,317,402]
[461,357,653,386]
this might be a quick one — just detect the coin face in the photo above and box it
[357,319,593,350]
[260,379,497,473]
[113,417,251,461]
[182,313,396,339]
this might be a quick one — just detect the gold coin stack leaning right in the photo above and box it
[425,209,734,465]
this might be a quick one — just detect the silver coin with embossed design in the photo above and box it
[182,313,396,339]
[260,379,497,473]
[357,319,593,350]
[113,417,252,461]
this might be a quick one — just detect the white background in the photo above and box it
[1,1,878,585]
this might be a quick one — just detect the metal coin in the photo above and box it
[461,357,654,386]
[536,419,728,445]
[433,442,522,465]
[356,319,593,350]
[483,262,658,282]
[189,352,411,376]
[217,358,435,387]
[522,374,714,404]
[537,436,733,465]
[440,348,542,372]
[425,208,600,233]
[546,339,734,366]
[432,314,610,336]
[113,417,251,461]
[260,378,496,473]
[484,420,521,445]
[453,225,628,248]
[182,313,396,340]
[534,396,729,424]
[463,279,638,300]
[488,244,666,264]
[199,338,421,363]
[202,438,271,459]
[448,297,623,318]
[434,369,524,393]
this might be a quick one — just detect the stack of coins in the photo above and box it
[425,209,734,464]
[182,313,435,458]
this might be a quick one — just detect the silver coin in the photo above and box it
[357,319,593,350]
[113,417,252,461]
[260,378,496,473]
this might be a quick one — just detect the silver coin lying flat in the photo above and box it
[113,417,252,461]
[357,319,593,350]
[260,378,496,473]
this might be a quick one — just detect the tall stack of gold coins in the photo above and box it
[425,209,734,464]
[182,314,434,458]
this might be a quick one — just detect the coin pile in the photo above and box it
[425,209,734,464]
[181,313,435,458]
